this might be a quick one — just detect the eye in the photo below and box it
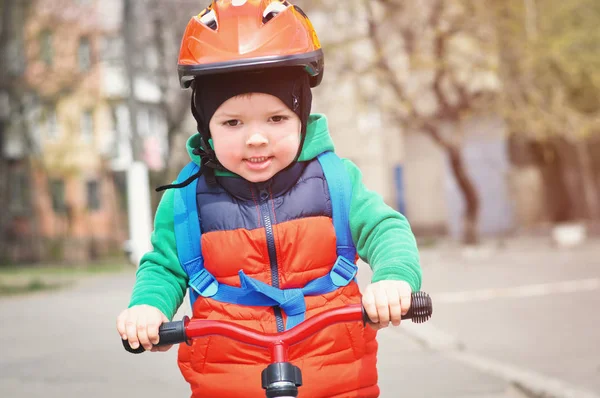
[223,119,241,127]
[269,115,289,123]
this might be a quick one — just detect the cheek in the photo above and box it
[276,133,301,159]
[212,134,240,164]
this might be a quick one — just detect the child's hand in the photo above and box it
[362,280,412,330]
[116,305,172,352]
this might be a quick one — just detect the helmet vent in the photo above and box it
[262,1,288,24]
[200,9,218,30]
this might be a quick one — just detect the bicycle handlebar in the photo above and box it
[122,291,432,354]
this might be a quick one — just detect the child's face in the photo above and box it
[209,93,302,183]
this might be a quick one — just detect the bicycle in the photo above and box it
[123,291,433,397]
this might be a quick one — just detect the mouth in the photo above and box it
[244,156,273,170]
[245,156,272,164]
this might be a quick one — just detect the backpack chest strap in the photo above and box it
[189,255,358,329]
[175,152,356,330]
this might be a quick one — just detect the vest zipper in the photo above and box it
[258,188,285,333]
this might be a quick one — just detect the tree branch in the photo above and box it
[422,121,453,150]
[366,0,413,118]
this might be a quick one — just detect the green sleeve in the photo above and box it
[128,188,188,320]
[343,159,422,291]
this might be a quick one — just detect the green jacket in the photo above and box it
[129,114,422,319]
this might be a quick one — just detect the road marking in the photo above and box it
[433,278,600,304]
[448,350,600,398]
[400,323,600,398]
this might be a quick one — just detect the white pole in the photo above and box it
[126,161,153,265]
[122,0,153,266]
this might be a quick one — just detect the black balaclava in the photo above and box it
[157,67,312,191]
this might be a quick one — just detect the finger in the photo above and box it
[386,287,402,326]
[374,286,390,325]
[147,315,162,346]
[136,313,153,351]
[116,311,128,339]
[125,315,140,349]
[400,293,412,316]
[368,322,387,331]
[151,344,173,353]
[362,289,379,324]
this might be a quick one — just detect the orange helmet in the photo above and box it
[177,0,324,89]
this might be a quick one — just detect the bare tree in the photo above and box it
[127,0,201,182]
[299,0,500,244]
[493,0,600,222]
[149,2,196,180]
[364,0,499,244]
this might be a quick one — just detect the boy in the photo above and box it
[117,1,421,397]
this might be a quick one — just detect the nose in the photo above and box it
[246,132,268,146]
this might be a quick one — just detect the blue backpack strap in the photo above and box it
[173,162,218,305]
[174,153,359,329]
[317,151,357,262]
[231,151,359,329]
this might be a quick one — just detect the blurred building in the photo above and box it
[0,0,169,263]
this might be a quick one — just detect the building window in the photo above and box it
[86,180,101,211]
[49,179,65,213]
[40,30,53,66]
[101,36,123,63]
[145,46,159,71]
[78,37,92,71]
[29,105,43,148]
[7,33,25,76]
[137,107,150,137]
[47,105,59,139]
[149,109,160,136]
[9,171,30,213]
[112,172,128,211]
[81,110,94,142]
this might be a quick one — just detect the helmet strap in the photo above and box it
[190,86,225,186]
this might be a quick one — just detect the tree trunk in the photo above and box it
[152,14,192,185]
[425,125,481,244]
[575,138,600,221]
[533,141,573,222]
[0,0,16,257]
[0,122,8,257]
[447,144,481,245]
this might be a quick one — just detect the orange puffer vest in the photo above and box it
[176,159,378,398]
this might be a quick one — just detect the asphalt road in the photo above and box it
[416,237,600,395]
[1,236,597,398]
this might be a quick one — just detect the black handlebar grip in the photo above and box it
[122,317,189,354]
[404,291,433,323]
[122,338,146,354]
[362,291,433,325]
[156,320,188,346]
